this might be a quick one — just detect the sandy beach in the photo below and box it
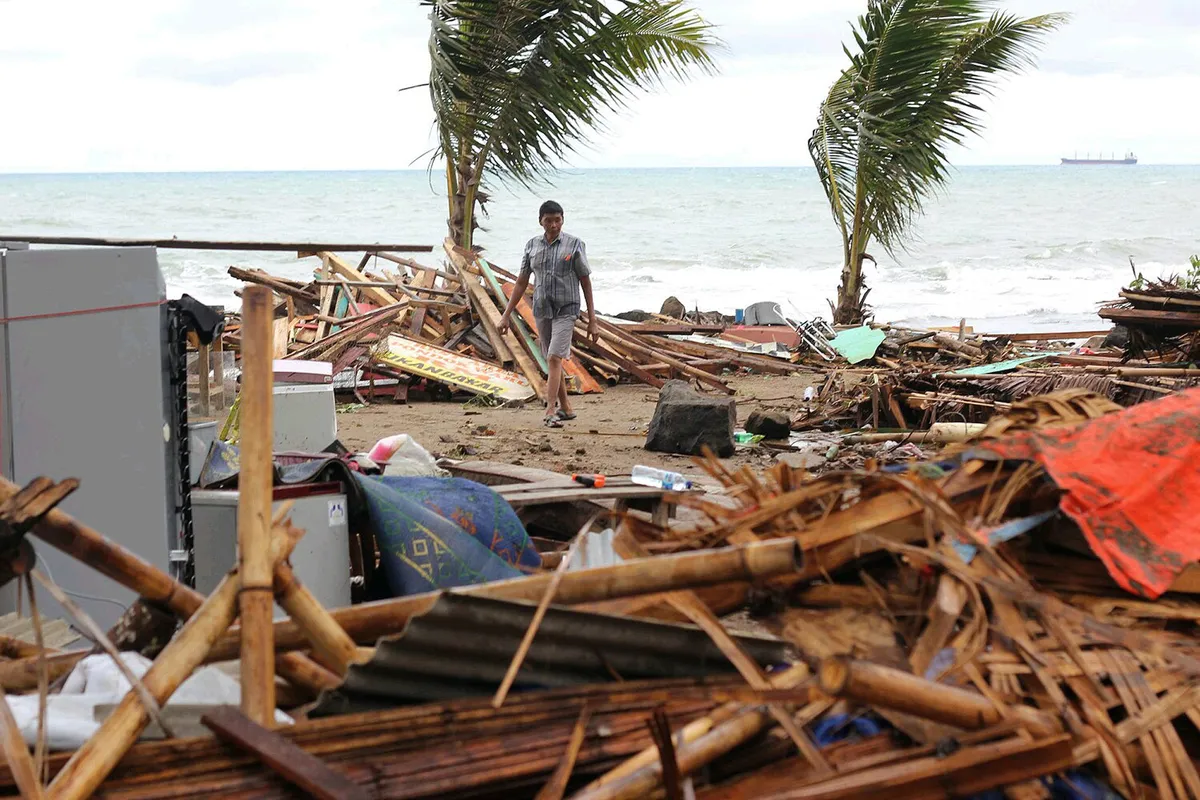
[336,373,820,478]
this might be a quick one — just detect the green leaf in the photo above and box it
[426,0,719,200]
[807,0,1068,321]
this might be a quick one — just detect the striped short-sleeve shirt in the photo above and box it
[519,231,591,320]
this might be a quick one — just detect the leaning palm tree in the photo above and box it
[425,0,718,249]
[809,1,1068,325]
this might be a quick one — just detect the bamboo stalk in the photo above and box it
[818,657,1060,737]
[30,569,176,739]
[236,285,276,724]
[46,528,301,800]
[24,574,48,780]
[47,574,245,800]
[494,533,584,708]
[0,682,44,799]
[577,664,813,797]
[206,540,803,661]
[572,705,778,800]
[273,563,360,677]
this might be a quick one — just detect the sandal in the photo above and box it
[543,416,564,429]
[555,410,577,421]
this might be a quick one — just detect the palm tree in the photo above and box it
[424,0,719,249]
[809,1,1068,325]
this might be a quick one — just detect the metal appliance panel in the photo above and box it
[0,247,174,630]
[190,488,352,617]
[273,384,337,452]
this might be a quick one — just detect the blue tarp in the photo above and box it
[352,474,539,597]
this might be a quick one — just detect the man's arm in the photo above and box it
[574,240,597,341]
[579,274,597,342]
[497,271,530,336]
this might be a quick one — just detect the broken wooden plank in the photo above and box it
[315,251,406,310]
[200,705,368,800]
[374,333,535,402]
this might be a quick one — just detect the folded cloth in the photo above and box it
[353,474,530,597]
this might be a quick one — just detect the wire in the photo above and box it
[34,548,129,612]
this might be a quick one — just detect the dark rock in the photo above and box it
[745,410,791,440]
[615,310,654,322]
[660,296,686,319]
[645,380,736,457]
[1102,325,1130,349]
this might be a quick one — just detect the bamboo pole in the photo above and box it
[273,563,360,676]
[0,683,44,799]
[206,539,802,661]
[576,663,812,797]
[47,574,245,800]
[818,657,1061,737]
[0,492,329,694]
[237,285,276,724]
[46,528,301,800]
[575,692,824,800]
[30,569,176,739]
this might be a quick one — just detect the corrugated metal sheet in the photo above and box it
[312,593,790,716]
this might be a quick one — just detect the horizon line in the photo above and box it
[2,162,1197,177]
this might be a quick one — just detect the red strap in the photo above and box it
[0,299,166,324]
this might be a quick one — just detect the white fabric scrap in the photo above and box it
[6,653,292,750]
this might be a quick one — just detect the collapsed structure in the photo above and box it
[0,236,1198,798]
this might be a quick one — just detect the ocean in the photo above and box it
[1,166,1197,332]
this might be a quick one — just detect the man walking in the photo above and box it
[498,200,596,428]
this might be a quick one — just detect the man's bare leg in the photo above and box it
[558,366,573,416]
[546,354,564,419]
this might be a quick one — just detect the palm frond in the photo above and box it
[809,0,1068,258]
[426,0,719,191]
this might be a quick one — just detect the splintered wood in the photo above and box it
[588,445,1200,799]
[221,240,803,406]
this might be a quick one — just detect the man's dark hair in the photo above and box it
[539,200,564,219]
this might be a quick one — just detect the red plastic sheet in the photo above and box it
[977,387,1200,598]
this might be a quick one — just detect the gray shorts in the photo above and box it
[536,315,575,359]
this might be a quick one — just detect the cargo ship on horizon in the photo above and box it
[1061,151,1137,165]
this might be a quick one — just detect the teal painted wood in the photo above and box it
[478,257,548,375]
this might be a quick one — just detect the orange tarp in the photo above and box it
[977,388,1200,598]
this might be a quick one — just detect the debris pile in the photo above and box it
[4,364,1200,797]
[220,239,805,406]
[1100,278,1200,362]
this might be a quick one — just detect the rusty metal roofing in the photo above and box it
[312,593,790,716]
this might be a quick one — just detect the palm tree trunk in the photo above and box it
[834,184,870,325]
[446,151,475,249]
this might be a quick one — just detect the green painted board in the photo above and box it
[830,326,886,365]
[477,258,549,375]
[939,352,1064,377]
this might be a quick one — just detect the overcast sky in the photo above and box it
[1,0,1196,172]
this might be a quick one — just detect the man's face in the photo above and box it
[540,212,563,241]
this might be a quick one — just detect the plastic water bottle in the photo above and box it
[631,465,693,491]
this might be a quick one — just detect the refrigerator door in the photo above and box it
[0,247,174,630]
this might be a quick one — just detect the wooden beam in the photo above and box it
[236,286,276,724]
[201,705,368,800]
[315,251,405,310]
[1,235,433,252]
